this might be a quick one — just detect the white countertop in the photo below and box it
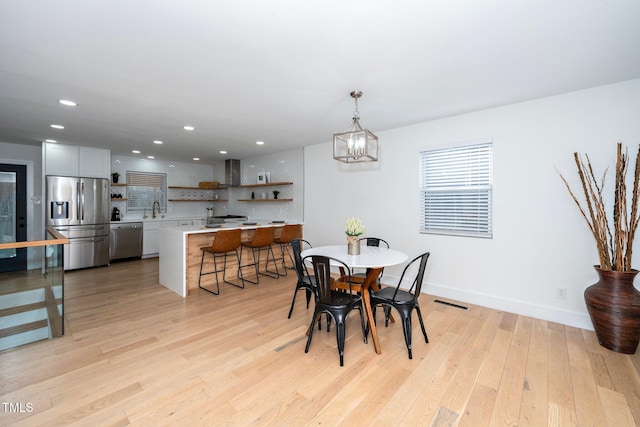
[163,221,299,234]
[158,220,302,297]
[112,216,204,223]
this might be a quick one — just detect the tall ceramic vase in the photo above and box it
[584,266,640,354]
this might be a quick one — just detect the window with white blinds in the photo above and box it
[125,171,167,213]
[419,140,493,238]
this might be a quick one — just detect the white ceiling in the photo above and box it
[1,1,639,164]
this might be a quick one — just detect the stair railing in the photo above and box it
[0,228,67,350]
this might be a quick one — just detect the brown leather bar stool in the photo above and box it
[198,228,245,295]
[240,227,280,284]
[273,224,302,276]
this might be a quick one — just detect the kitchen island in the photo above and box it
[159,221,302,297]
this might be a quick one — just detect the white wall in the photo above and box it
[304,79,640,330]
[111,155,214,219]
[211,149,305,222]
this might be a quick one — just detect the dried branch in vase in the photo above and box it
[559,143,640,271]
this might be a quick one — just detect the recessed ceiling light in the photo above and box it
[220,150,227,154]
[132,150,141,154]
[153,140,163,144]
[44,139,57,143]
[193,157,200,161]
[184,125,195,131]
[256,141,265,145]
[147,156,155,159]
[58,99,77,107]
[50,124,64,129]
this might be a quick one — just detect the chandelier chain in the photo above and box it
[353,97,360,120]
[351,91,361,120]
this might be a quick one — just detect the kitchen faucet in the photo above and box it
[152,201,160,218]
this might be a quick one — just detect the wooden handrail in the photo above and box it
[0,227,68,250]
[46,227,68,241]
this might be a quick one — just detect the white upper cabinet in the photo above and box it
[78,146,111,178]
[44,143,79,176]
[44,143,110,178]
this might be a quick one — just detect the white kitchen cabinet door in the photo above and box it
[142,221,161,257]
[44,143,79,176]
[78,147,111,178]
[44,143,111,178]
[142,229,160,257]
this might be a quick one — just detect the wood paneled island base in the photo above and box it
[160,223,302,297]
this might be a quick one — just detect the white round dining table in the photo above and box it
[301,245,408,269]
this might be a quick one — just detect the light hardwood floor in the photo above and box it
[1,258,639,426]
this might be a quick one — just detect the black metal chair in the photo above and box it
[352,237,390,283]
[198,228,245,295]
[368,252,430,359]
[287,239,316,318]
[303,255,367,366]
[239,226,280,284]
[360,237,390,248]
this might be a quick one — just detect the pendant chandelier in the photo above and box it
[333,91,378,163]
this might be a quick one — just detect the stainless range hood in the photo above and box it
[225,159,240,186]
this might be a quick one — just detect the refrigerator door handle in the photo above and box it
[80,181,85,220]
[68,237,108,244]
[76,181,81,220]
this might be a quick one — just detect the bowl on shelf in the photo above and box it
[199,181,219,189]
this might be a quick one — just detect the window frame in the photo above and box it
[419,139,493,238]
[125,171,167,213]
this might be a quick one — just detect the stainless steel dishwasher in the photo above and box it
[109,222,143,261]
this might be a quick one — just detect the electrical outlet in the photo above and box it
[556,287,567,300]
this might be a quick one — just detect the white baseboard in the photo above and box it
[381,272,594,331]
[423,281,594,331]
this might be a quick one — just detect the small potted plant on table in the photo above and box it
[345,217,364,255]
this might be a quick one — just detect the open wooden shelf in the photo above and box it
[237,182,293,188]
[237,199,293,202]
[168,185,228,190]
[168,199,228,202]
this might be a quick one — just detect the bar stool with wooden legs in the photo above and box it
[273,224,302,276]
[198,228,245,295]
[240,226,280,284]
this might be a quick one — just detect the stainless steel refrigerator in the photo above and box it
[46,176,110,270]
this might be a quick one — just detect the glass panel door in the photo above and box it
[0,164,27,272]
